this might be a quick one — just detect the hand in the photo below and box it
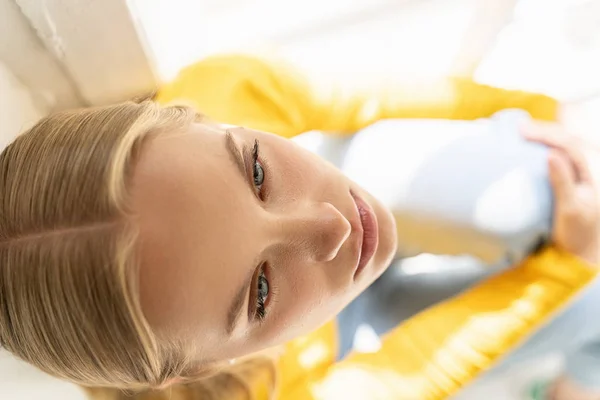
[548,375,600,400]
[522,123,600,265]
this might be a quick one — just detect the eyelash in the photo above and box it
[255,264,278,322]
[252,140,267,200]
[256,268,267,321]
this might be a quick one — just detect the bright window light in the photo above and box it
[475,0,600,100]
[128,0,479,81]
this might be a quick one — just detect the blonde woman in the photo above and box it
[0,54,598,400]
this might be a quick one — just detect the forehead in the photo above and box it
[130,124,255,347]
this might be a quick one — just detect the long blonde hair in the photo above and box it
[0,101,276,397]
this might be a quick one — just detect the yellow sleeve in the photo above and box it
[155,54,559,139]
[283,247,597,400]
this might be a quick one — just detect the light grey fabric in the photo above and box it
[341,111,553,265]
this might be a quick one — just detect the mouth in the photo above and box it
[350,190,379,280]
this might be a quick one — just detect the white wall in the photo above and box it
[0,61,44,148]
[0,351,85,400]
[0,0,82,112]
[16,0,158,106]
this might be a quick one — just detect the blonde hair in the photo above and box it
[0,101,277,397]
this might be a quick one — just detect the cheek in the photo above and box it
[278,157,316,192]
[272,144,336,198]
[264,267,350,343]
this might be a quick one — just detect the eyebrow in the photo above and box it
[225,131,247,179]
[224,131,255,334]
[226,269,255,335]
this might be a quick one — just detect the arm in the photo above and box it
[283,247,597,400]
[307,77,559,135]
[155,54,559,138]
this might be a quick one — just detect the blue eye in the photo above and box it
[253,162,264,188]
[256,268,269,321]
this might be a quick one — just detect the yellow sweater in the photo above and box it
[155,54,596,400]
[156,54,558,138]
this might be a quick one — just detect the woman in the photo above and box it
[0,54,597,400]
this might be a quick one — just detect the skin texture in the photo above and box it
[130,123,397,363]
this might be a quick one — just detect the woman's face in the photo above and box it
[131,123,397,362]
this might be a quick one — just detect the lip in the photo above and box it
[350,190,379,279]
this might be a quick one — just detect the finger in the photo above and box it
[521,121,564,136]
[568,146,593,184]
[521,122,574,148]
[522,124,591,183]
[548,150,576,203]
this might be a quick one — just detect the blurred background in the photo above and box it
[1,0,600,398]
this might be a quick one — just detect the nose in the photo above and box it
[275,202,351,263]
